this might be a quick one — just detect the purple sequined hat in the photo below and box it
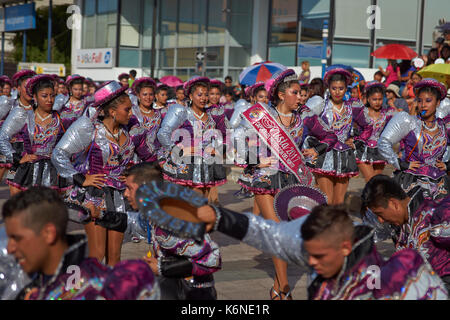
[246,81,265,97]
[266,68,297,102]
[66,74,86,86]
[210,79,225,92]
[25,74,57,97]
[118,73,130,81]
[132,77,157,95]
[184,76,210,96]
[323,68,353,87]
[413,78,447,101]
[0,76,12,87]
[274,184,327,222]
[12,69,36,87]
[93,80,129,108]
[363,81,386,95]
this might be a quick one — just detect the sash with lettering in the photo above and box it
[242,103,314,185]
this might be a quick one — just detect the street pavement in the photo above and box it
[0,165,396,300]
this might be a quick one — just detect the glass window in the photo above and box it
[229,47,251,67]
[160,49,175,68]
[82,15,95,48]
[268,45,296,66]
[120,0,141,47]
[332,43,370,68]
[98,0,118,13]
[119,49,140,67]
[178,0,207,48]
[159,0,177,48]
[204,47,224,67]
[423,0,450,47]
[96,12,117,48]
[300,0,330,42]
[177,48,197,68]
[207,0,227,46]
[84,0,96,16]
[301,0,330,18]
[269,0,298,44]
[376,0,419,41]
[142,0,154,48]
[205,68,223,80]
[334,0,371,40]
[142,50,152,68]
[229,0,253,47]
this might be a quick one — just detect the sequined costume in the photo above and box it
[395,189,450,290]
[0,96,15,168]
[51,116,153,222]
[157,104,227,188]
[0,108,68,191]
[209,206,448,299]
[15,234,159,300]
[378,111,450,200]
[57,97,89,129]
[127,103,163,164]
[228,99,253,168]
[352,106,396,164]
[235,104,337,195]
[303,97,359,178]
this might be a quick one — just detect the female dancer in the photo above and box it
[304,68,359,204]
[52,80,154,266]
[157,77,227,198]
[128,77,161,164]
[57,75,87,129]
[378,78,450,200]
[353,82,396,182]
[236,69,337,299]
[0,75,68,195]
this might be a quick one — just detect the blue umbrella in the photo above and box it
[239,61,287,86]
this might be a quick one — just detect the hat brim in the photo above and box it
[413,78,447,101]
[184,77,210,96]
[136,181,208,242]
[274,184,327,222]
[25,75,57,97]
[268,69,296,102]
[132,77,157,95]
[92,84,129,108]
[324,68,353,87]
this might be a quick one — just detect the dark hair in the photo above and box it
[374,71,383,78]
[365,85,385,100]
[399,60,412,74]
[189,81,209,96]
[135,82,155,95]
[175,85,184,92]
[441,44,450,60]
[225,76,232,82]
[272,79,300,105]
[101,92,130,117]
[2,187,68,240]
[427,48,439,65]
[210,82,223,94]
[299,85,308,93]
[224,87,234,96]
[18,75,34,87]
[411,71,422,80]
[33,79,55,96]
[129,70,137,78]
[416,85,442,101]
[155,84,169,95]
[308,78,325,98]
[253,86,267,98]
[361,175,407,212]
[301,204,355,243]
[123,163,163,186]
[328,73,347,86]
[70,78,84,88]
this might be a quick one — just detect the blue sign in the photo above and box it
[5,3,36,32]
[298,43,323,59]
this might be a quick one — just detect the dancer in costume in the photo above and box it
[118,73,130,87]
[303,68,359,204]
[362,175,450,292]
[123,163,221,300]
[128,77,162,165]
[0,75,68,196]
[2,187,159,300]
[353,81,396,182]
[52,81,154,267]
[154,84,170,118]
[157,76,227,198]
[55,75,88,129]
[378,78,450,200]
[235,69,337,299]
[0,76,12,98]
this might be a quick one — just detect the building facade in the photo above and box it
[71,0,450,82]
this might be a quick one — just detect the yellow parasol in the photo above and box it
[417,63,450,88]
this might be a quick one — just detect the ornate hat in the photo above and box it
[25,74,56,97]
[210,79,225,92]
[0,76,12,87]
[12,69,36,87]
[92,80,129,108]
[131,77,157,95]
[184,76,210,96]
[246,81,265,97]
[274,184,327,222]
[323,67,353,87]
[85,77,97,88]
[136,180,208,242]
[118,73,130,81]
[266,68,297,102]
[364,81,386,95]
[413,78,447,101]
[65,74,85,86]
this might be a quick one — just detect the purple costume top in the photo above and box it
[378,112,450,181]
[58,98,87,129]
[352,106,396,148]
[17,235,159,300]
[128,104,163,163]
[396,190,450,279]
[152,225,221,279]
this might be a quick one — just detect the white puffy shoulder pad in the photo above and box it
[305,95,325,116]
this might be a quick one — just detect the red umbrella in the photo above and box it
[160,75,183,87]
[371,44,418,60]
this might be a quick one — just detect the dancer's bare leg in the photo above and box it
[315,174,334,204]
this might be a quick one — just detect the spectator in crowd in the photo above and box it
[385,84,409,113]
[129,70,137,87]
[298,61,311,84]
[378,59,401,87]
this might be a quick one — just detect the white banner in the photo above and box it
[76,48,114,69]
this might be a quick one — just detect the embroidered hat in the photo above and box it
[0,76,12,87]
[92,80,129,108]
[118,73,130,81]
[246,81,265,98]
[364,81,387,95]
[323,68,353,87]
[210,79,225,92]
[12,70,36,87]
[25,74,56,97]
[131,77,157,95]
[413,78,447,101]
[274,184,328,222]
[266,68,297,102]
[184,76,210,96]
[65,74,86,87]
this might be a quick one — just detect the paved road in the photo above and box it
[0,166,396,300]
